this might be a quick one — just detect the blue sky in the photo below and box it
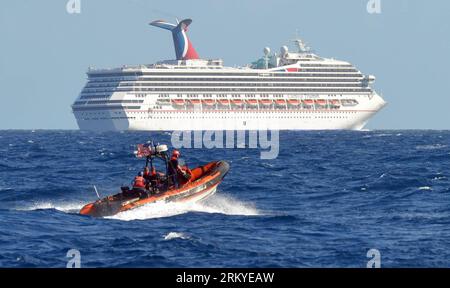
[0,0,449,129]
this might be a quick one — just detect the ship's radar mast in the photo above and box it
[292,38,311,53]
[291,29,311,53]
[263,47,271,69]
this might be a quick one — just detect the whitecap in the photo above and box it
[373,133,393,137]
[379,173,387,179]
[418,186,432,191]
[163,232,190,241]
[416,144,447,150]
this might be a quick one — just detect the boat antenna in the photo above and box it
[144,140,154,168]
[93,185,101,199]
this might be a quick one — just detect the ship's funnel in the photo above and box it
[150,18,200,60]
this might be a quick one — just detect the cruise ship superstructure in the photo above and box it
[72,18,386,131]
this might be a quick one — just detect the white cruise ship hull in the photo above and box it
[75,111,375,131]
[74,93,386,131]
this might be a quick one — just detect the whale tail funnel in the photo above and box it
[150,18,200,60]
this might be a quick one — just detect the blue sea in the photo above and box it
[1,130,450,268]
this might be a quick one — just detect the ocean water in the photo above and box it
[0,130,450,268]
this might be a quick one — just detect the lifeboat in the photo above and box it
[287,99,300,106]
[189,99,201,105]
[172,99,185,106]
[275,99,286,106]
[330,99,341,106]
[341,99,359,106]
[79,143,230,218]
[259,99,273,106]
[202,99,216,106]
[231,99,243,106]
[246,99,258,106]
[218,99,230,105]
[315,99,327,106]
[302,99,314,106]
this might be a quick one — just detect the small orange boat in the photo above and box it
[79,144,230,217]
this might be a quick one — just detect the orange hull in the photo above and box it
[79,161,229,217]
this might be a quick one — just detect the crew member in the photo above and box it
[168,150,190,188]
[132,171,148,197]
[146,167,160,192]
[149,167,158,180]
[143,167,151,179]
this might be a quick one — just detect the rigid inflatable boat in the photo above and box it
[80,143,230,217]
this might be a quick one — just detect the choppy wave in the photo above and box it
[109,194,260,221]
[163,232,191,241]
[2,130,450,267]
[416,144,448,150]
[17,201,84,213]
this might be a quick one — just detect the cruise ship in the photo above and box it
[72,19,386,131]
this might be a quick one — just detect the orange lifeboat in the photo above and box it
[287,99,300,106]
[172,99,185,105]
[218,99,230,105]
[315,99,327,106]
[202,99,216,106]
[231,99,243,106]
[189,99,201,105]
[275,99,286,105]
[330,99,341,106]
[259,99,273,106]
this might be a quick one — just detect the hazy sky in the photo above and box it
[1,0,449,129]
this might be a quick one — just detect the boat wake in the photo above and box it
[17,201,85,214]
[14,193,260,221]
[108,193,261,221]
